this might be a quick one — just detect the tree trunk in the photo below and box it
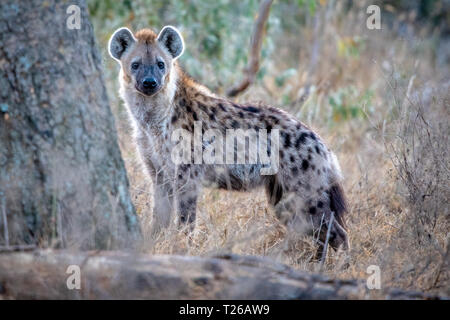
[0,250,445,300]
[0,0,140,250]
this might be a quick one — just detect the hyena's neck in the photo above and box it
[171,69,218,119]
[121,67,179,137]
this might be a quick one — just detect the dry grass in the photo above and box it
[103,2,449,295]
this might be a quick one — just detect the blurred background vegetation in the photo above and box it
[87,0,449,294]
[88,0,448,122]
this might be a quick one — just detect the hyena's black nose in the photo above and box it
[142,77,157,89]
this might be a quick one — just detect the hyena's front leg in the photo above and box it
[175,164,202,230]
[135,135,175,233]
[149,169,176,236]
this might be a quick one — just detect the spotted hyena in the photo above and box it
[108,26,349,253]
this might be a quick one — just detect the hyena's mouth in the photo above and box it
[135,84,161,97]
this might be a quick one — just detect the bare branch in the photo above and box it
[1,197,8,247]
[226,0,273,97]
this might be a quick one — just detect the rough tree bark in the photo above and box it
[0,250,445,300]
[0,0,140,250]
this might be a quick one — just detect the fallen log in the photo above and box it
[0,250,445,299]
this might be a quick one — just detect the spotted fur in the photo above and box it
[109,26,349,251]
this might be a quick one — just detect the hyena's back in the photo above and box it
[193,98,348,250]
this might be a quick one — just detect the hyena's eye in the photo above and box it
[157,61,165,70]
[131,62,140,70]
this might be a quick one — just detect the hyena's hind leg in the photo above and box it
[265,175,298,225]
[265,175,349,258]
[265,175,315,238]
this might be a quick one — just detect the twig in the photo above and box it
[1,197,8,247]
[226,0,273,97]
[432,238,449,289]
[0,245,36,253]
[0,197,36,253]
[319,212,334,271]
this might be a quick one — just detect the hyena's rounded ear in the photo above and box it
[157,26,184,60]
[108,27,136,62]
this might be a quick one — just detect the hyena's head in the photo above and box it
[108,26,184,96]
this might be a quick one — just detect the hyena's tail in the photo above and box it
[328,152,348,229]
[328,182,348,229]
